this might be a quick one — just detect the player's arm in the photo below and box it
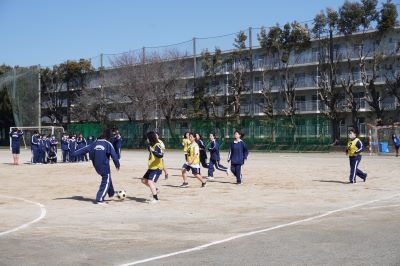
[151,144,163,158]
[72,144,91,157]
[355,140,364,154]
[227,143,233,162]
[243,141,249,161]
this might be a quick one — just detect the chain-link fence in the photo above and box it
[67,116,331,152]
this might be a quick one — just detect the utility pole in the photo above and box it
[193,38,197,79]
[38,65,41,131]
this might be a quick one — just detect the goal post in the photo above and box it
[8,126,65,150]
[368,123,400,155]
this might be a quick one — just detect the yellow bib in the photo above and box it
[182,138,190,152]
[187,142,200,164]
[148,143,164,170]
[347,138,362,157]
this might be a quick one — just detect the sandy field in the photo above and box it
[0,148,399,266]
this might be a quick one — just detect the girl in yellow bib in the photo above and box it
[142,131,164,203]
[182,132,190,161]
[180,132,207,188]
[346,128,367,184]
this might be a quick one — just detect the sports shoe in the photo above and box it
[201,182,207,188]
[165,174,169,180]
[95,201,108,205]
[236,182,242,185]
[148,198,159,204]
[206,176,215,180]
[362,174,368,182]
[180,182,189,188]
[226,169,231,176]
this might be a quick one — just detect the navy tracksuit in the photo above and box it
[10,130,23,154]
[73,139,120,202]
[69,139,77,162]
[228,140,249,184]
[208,140,228,177]
[348,139,367,183]
[196,139,208,168]
[31,135,39,163]
[61,137,70,162]
[112,135,122,159]
[39,139,48,163]
[76,137,87,161]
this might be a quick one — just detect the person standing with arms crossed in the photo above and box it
[228,130,249,185]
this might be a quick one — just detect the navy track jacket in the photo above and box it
[73,139,120,175]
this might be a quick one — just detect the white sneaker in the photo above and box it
[206,176,215,180]
[226,169,231,176]
[148,198,159,204]
[95,201,108,205]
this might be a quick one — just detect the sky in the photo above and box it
[0,0,390,68]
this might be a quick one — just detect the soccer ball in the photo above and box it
[116,190,126,200]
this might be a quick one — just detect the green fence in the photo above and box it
[67,116,332,152]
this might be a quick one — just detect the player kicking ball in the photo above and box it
[73,130,120,204]
[180,132,207,188]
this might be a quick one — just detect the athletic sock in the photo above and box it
[153,194,158,200]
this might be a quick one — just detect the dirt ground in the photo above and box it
[0,148,399,266]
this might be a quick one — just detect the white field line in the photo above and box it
[0,196,46,237]
[360,204,400,210]
[119,193,400,266]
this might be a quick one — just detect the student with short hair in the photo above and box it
[228,130,249,185]
[9,128,24,165]
[346,128,367,184]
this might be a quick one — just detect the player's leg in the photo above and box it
[215,160,228,172]
[192,167,206,187]
[349,158,357,183]
[96,173,111,203]
[180,164,189,187]
[162,159,169,179]
[107,175,115,198]
[207,159,215,178]
[355,157,367,181]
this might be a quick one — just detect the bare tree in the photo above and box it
[148,49,188,137]
[225,31,249,125]
[194,47,224,119]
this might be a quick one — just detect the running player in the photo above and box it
[72,130,120,204]
[180,132,207,188]
[346,128,367,183]
[182,132,190,161]
[142,132,163,204]
[195,133,209,168]
[228,130,249,185]
[9,128,24,165]
[392,134,400,157]
[156,132,169,179]
[207,132,229,179]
